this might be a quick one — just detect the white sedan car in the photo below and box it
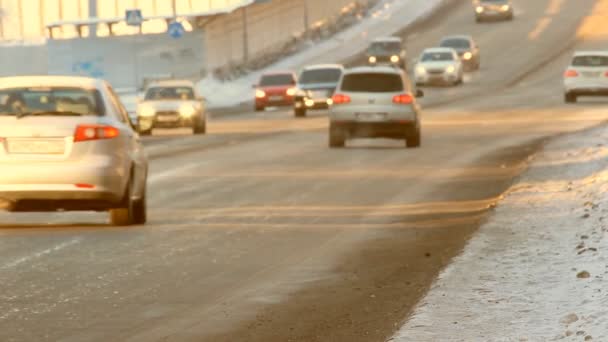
[414,48,464,87]
[329,66,423,148]
[0,76,148,226]
[564,51,608,103]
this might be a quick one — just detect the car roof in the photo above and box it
[261,70,295,76]
[0,75,103,90]
[422,47,458,54]
[573,51,608,57]
[302,64,344,71]
[372,36,402,43]
[440,35,473,41]
[147,80,195,88]
[343,66,403,75]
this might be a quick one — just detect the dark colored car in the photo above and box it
[474,0,514,22]
[293,64,344,117]
[439,35,481,71]
[366,37,407,70]
[254,72,297,111]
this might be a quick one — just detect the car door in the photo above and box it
[104,83,148,197]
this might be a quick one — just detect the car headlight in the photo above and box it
[255,89,266,98]
[286,87,297,96]
[416,65,426,74]
[326,98,334,106]
[179,104,197,118]
[138,106,155,117]
[476,6,484,13]
[501,4,510,11]
[369,56,377,64]
[305,99,315,107]
[390,55,400,63]
[446,65,456,74]
[463,52,473,60]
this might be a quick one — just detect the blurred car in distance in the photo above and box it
[414,48,464,87]
[137,80,207,135]
[474,0,514,22]
[254,71,298,111]
[293,64,344,117]
[366,37,407,70]
[329,66,423,148]
[564,51,608,103]
[439,35,480,71]
[0,76,148,226]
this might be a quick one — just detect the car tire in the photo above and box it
[406,127,421,148]
[475,16,482,23]
[139,128,152,136]
[110,180,136,226]
[329,124,346,148]
[255,105,264,112]
[132,187,147,225]
[295,107,307,118]
[193,120,207,134]
[565,93,577,103]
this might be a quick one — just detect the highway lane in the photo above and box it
[1,0,607,341]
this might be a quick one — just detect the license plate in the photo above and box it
[311,91,328,100]
[269,96,284,101]
[356,113,387,122]
[157,115,179,122]
[8,139,65,154]
[582,72,601,78]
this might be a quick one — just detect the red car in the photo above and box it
[254,71,297,111]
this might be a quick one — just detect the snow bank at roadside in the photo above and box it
[197,0,446,109]
[391,123,608,341]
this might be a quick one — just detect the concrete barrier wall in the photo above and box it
[204,0,361,70]
[47,32,206,90]
[0,45,49,77]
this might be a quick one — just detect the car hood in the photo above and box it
[299,82,338,91]
[417,61,457,69]
[138,100,200,111]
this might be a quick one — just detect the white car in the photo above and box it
[414,48,464,86]
[329,66,423,148]
[137,80,207,135]
[564,51,608,103]
[0,76,148,226]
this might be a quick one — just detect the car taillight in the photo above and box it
[392,94,414,105]
[605,71,608,77]
[332,94,351,105]
[74,125,120,142]
[564,70,579,78]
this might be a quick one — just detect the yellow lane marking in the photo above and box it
[577,0,608,39]
[528,17,553,40]
[546,0,565,15]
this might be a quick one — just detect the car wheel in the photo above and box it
[139,128,152,136]
[255,105,264,112]
[475,16,482,23]
[295,107,307,118]
[329,124,345,148]
[133,186,147,225]
[193,120,207,134]
[406,127,421,148]
[110,180,136,226]
[565,93,577,103]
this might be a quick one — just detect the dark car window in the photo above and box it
[368,41,402,56]
[299,69,342,84]
[421,52,455,62]
[572,56,608,67]
[0,87,103,116]
[145,87,195,101]
[440,39,471,49]
[341,73,404,93]
[259,74,295,86]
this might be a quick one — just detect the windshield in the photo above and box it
[368,41,402,56]
[145,87,195,101]
[572,56,608,67]
[0,87,103,116]
[440,39,471,49]
[299,69,342,85]
[259,74,295,87]
[341,73,403,93]
[421,52,455,62]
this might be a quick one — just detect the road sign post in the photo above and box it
[126,9,143,90]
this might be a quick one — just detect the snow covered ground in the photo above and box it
[196,0,446,109]
[392,121,608,341]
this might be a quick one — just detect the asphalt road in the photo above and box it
[2,0,608,341]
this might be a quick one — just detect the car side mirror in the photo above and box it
[416,89,424,98]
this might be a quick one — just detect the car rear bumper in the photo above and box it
[331,121,417,139]
[0,158,127,208]
[565,85,608,96]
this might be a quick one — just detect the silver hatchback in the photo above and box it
[0,76,148,226]
[329,67,423,148]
